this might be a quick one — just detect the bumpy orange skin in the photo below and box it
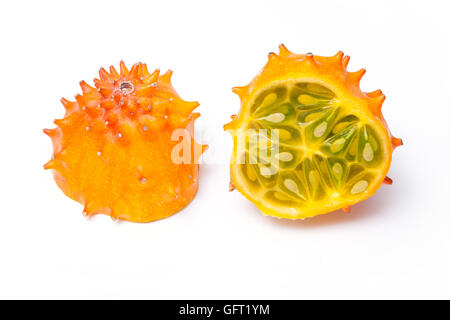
[44,62,206,222]
[225,45,402,219]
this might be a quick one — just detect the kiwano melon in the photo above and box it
[44,62,206,222]
[225,45,402,219]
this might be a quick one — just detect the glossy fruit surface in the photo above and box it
[44,62,206,222]
[225,45,402,219]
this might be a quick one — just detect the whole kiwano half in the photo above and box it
[225,45,402,219]
[44,62,206,222]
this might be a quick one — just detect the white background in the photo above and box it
[0,0,449,299]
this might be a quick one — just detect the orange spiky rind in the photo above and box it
[225,44,402,219]
[44,62,207,223]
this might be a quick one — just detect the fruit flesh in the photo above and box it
[226,46,401,219]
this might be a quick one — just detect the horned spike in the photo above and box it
[304,53,316,64]
[119,61,129,76]
[232,86,248,100]
[392,137,403,149]
[43,159,56,170]
[129,63,140,78]
[230,114,237,120]
[349,68,366,85]
[278,43,292,57]
[383,176,393,185]
[159,70,173,83]
[333,51,344,63]
[75,94,84,106]
[373,94,386,111]
[43,128,53,136]
[109,65,119,78]
[180,101,200,114]
[54,118,69,127]
[367,89,383,98]
[343,55,350,69]
[229,179,236,192]
[139,63,150,78]
[148,69,160,83]
[60,98,76,112]
[83,202,98,217]
[79,80,96,94]
[268,52,278,61]
[98,68,111,81]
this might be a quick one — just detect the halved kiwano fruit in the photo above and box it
[225,45,402,219]
[44,62,206,222]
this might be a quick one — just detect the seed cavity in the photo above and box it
[277,152,293,162]
[264,113,285,123]
[246,166,257,181]
[260,93,278,109]
[298,94,317,105]
[330,138,346,153]
[363,143,374,162]
[314,122,327,138]
[308,170,319,190]
[351,180,368,194]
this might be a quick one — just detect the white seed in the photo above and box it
[85,126,90,131]
[264,113,285,123]
[117,133,122,138]
[363,143,374,162]
[97,104,101,108]
[284,179,299,194]
[351,180,368,194]
[140,178,147,184]
[148,105,151,110]
[140,77,144,81]
[332,163,343,179]
[97,151,101,156]
[143,126,148,131]
[314,121,327,138]
[169,98,173,101]
[164,115,168,119]
[82,106,86,110]
[105,121,109,125]
[277,152,293,162]
[259,166,274,177]
[331,138,346,153]
[120,101,124,105]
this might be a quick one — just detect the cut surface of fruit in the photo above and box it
[44,62,206,222]
[225,45,402,219]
